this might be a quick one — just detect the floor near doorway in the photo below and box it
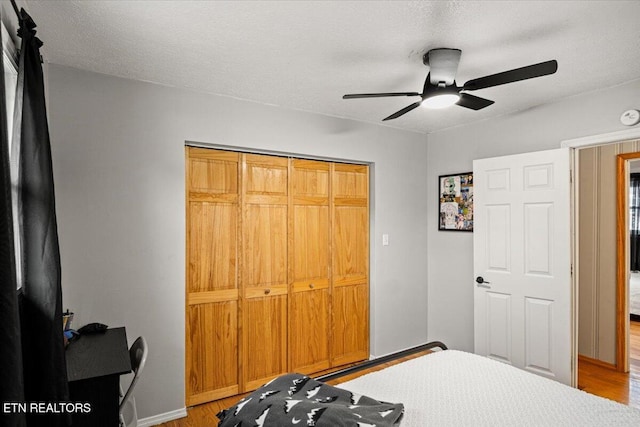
[578,320,640,409]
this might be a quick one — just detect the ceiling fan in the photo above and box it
[343,48,558,121]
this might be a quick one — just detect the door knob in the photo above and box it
[475,276,491,284]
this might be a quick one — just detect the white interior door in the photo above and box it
[473,148,572,385]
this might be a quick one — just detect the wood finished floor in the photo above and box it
[577,320,640,409]
[157,351,430,427]
[158,323,640,427]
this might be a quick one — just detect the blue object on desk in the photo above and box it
[64,329,79,340]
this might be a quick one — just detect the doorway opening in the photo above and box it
[574,144,640,407]
[617,154,640,374]
[562,128,640,405]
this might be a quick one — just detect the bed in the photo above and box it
[337,348,640,426]
[631,271,640,318]
[217,342,640,426]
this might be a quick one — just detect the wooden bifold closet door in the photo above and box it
[289,159,331,374]
[185,148,240,406]
[331,163,370,366]
[241,154,289,391]
[185,147,369,406]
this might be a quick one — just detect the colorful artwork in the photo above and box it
[439,172,473,231]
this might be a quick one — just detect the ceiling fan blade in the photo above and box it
[462,60,558,91]
[427,48,462,85]
[343,92,420,99]
[456,93,495,110]
[382,101,422,121]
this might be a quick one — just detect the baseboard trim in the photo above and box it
[578,354,617,371]
[138,407,187,427]
[631,313,640,322]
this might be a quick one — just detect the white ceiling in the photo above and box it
[20,0,640,134]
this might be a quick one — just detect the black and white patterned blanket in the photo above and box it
[217,373,404,426]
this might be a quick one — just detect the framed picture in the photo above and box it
[438,172,473,231]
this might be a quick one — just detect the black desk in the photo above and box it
[66,327,132,427]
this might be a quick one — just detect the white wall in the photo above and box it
[46,64,430,419]
[426,79,640,352]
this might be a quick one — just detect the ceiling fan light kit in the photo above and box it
[421,80,461,109]
[422,93,460,109]
[343,47,558,121]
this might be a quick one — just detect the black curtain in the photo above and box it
[0,7,26,427]
[630,173,640,271]
[14,7,69,426]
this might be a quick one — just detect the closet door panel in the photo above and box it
[245,153,288,196]
[186,148,240,405]
[289,286,330,373]
[243,294,287,390]
[187,302,238,404]
[242,154,289,390]
[292,161,329,201]
[188,148,238,197]
[289,159,331,373]
[331,163,369,366]
[333,164,368,199]
[333,206,368,283]
[332,283,369,365]
[244,204,288,287]
[292,205,329,281]
[189,202,237,292]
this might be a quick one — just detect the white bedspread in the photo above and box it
[338,350,640,426]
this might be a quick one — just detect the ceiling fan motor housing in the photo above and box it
[423,48,462,86]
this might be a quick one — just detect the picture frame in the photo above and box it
[438,172,473,231]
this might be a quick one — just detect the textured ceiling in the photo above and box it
[20,0,640,134]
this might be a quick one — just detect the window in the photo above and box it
[630,173,640,233]
[2,20,17,143]
[2,20,19,288]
